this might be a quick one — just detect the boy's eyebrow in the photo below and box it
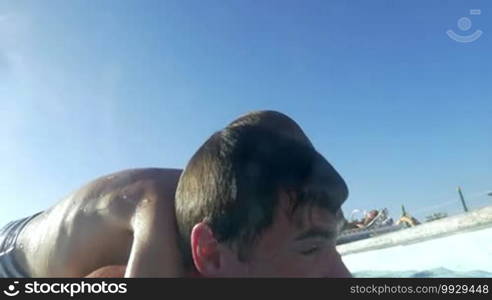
[294,228,337,241]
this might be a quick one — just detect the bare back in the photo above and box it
[14,168,183,277]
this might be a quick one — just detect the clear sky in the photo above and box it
[1,0,491,226]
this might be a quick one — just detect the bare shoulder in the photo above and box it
[74,168,183,228]
[81,168,182,198]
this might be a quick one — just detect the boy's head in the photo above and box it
[175,110,350,277]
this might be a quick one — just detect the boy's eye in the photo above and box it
[300,245,320,256]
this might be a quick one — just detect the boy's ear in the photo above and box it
[190,222,222,276]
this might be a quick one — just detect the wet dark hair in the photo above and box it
[175,111,348,269]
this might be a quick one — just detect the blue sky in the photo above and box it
[1,0,491,225]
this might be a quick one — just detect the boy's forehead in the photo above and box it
[276,193,339,230]
[279,190,344,227]
[290,205,339,230]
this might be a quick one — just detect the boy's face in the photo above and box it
[212,191,351,277]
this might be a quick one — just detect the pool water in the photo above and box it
[354,268,492,278]
[342,226,492,278]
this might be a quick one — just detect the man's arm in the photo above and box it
[124,178,186,277]
[85,265,126,278]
